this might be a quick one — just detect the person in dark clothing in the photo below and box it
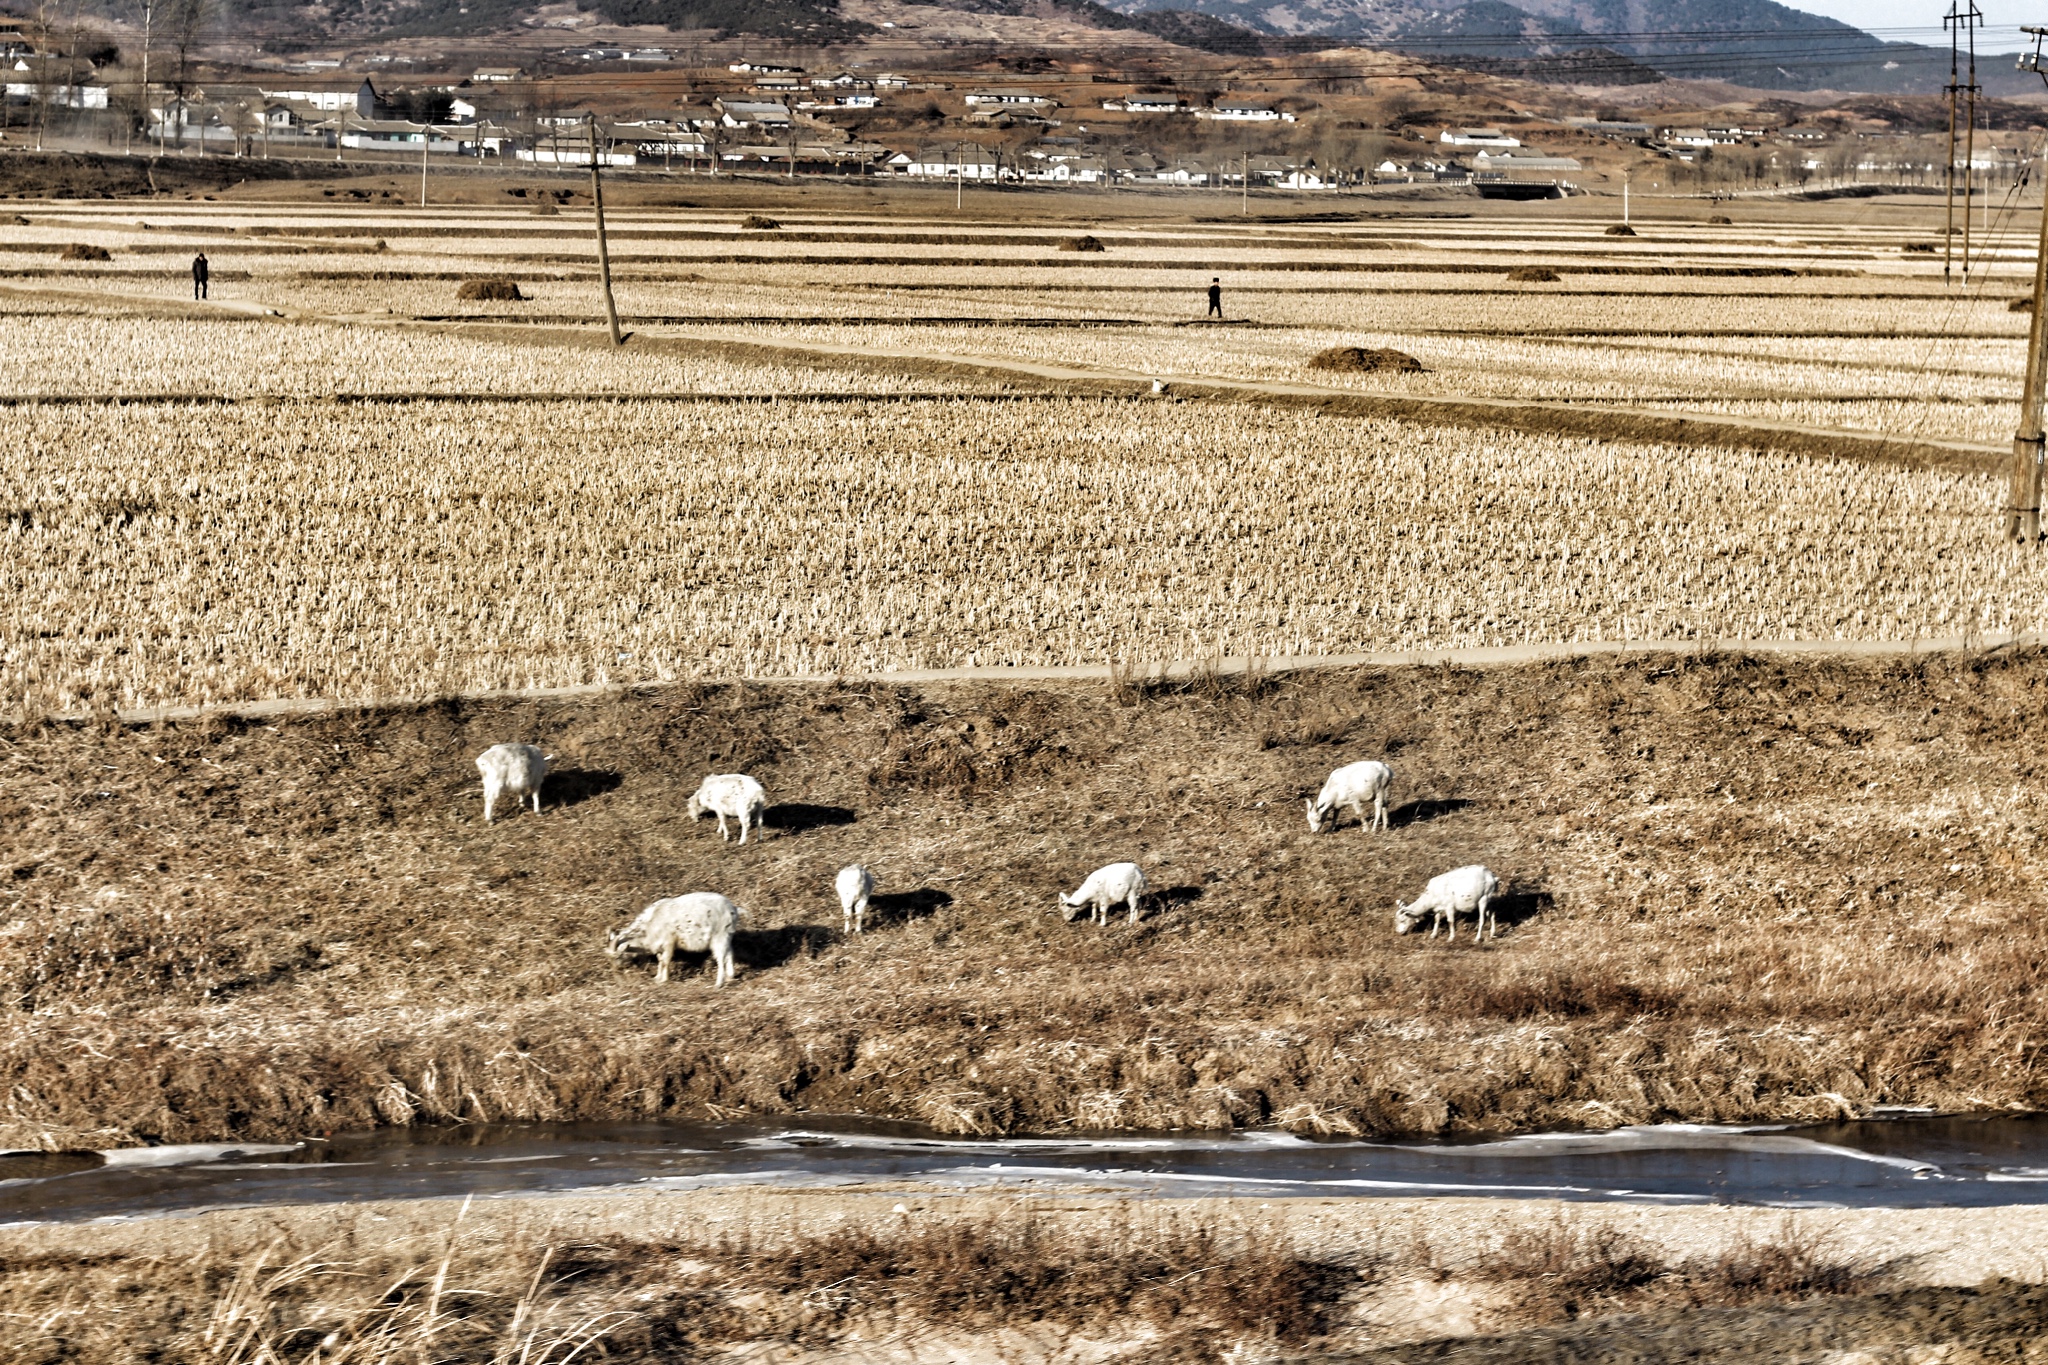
[192,253,209,300]
[1206,277,1222,319]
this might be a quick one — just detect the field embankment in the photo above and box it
[4,1188,2043,1363]
[3,652,2045,1149]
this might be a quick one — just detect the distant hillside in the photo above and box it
[234,0,873,41]
[1094,0,2039,93]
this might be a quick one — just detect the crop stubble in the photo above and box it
[5,396,2043,712]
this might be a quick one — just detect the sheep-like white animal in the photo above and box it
[1395,865,1501,942]
[837,863,875,935]
[688,773,768,844]
[1059,861,1147,926]
[607,892,744,986]
[1306,760,1393,834]
[476,743,549,824]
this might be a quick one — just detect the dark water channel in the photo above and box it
[5,1113,2048,1225]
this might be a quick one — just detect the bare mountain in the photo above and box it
[1093,0,2039,93]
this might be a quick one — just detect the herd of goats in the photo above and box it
[474,742,1504,989]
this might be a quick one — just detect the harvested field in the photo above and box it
[5,397,2043,711]
[4,180,2048,1362]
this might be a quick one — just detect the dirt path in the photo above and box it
[2,278,2005,474]
[566,321,2011,474]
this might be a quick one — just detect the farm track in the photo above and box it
[576,322,2007,473]
[0,277,2006,471]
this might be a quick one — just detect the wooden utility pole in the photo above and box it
[1944,0,1983,284]
[2007,27,2048,541]
[420,120,429,206]
[588,115,622,346]
[2008,184,2048,542]
[1241,149,1248,215]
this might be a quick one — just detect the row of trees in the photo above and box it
[4,0,210,153]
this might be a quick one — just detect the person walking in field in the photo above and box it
[1207,276,1223,319]
[192,252,209,300]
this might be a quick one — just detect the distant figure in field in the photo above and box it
[192,253,208,300]
[1206,277,1222,319]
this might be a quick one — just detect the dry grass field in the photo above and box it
[4,651,2046,1153]
[5,177,2048,1362]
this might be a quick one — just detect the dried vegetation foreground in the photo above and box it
[2,651,2045,1148]
[0,1194,1931,1364]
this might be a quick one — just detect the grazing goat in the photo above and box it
[1059,861,1147,926]
[1306,760,1393,834]
[607,892,744,986]
[837,863,875,935]
[1395,865,1501,942]
[688,773,768,844]
[476,743,549,824]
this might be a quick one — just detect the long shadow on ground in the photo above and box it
[764,803,857,833]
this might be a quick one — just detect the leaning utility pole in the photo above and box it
[1944,0,1983,283]
[2006,26,2048,540]
[588,114,623,346]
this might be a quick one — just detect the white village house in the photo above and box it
[895,142,1001,178]
[257,75,378,116]
[714,98,792,129]
[1197,101,1292,122]
[964,88,1055,107]
[1440,126,1519,147]
[4,57,107,108]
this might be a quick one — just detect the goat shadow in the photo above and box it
[1150,884,1205,914]
[545,768,623,809]
[735,923,837,972]
[1389,797,1472,829]
[763,803,857,833]
[1488,889,1554,933]
[862,887,953,930]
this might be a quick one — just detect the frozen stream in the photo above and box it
[5,1114,2047,1225]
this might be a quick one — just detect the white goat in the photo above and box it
[476,743,549,824]
[1059,861,1147,926]
[607,892,745,986]
[688,773,768,844]
[837,863,875,935]
[1306,760,1393,834]
[1395,865,1501,942]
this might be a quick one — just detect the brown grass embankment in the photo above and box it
[3,651,2046,1148]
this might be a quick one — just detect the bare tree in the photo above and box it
[28,0,83,153]
[164,0,210,150]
